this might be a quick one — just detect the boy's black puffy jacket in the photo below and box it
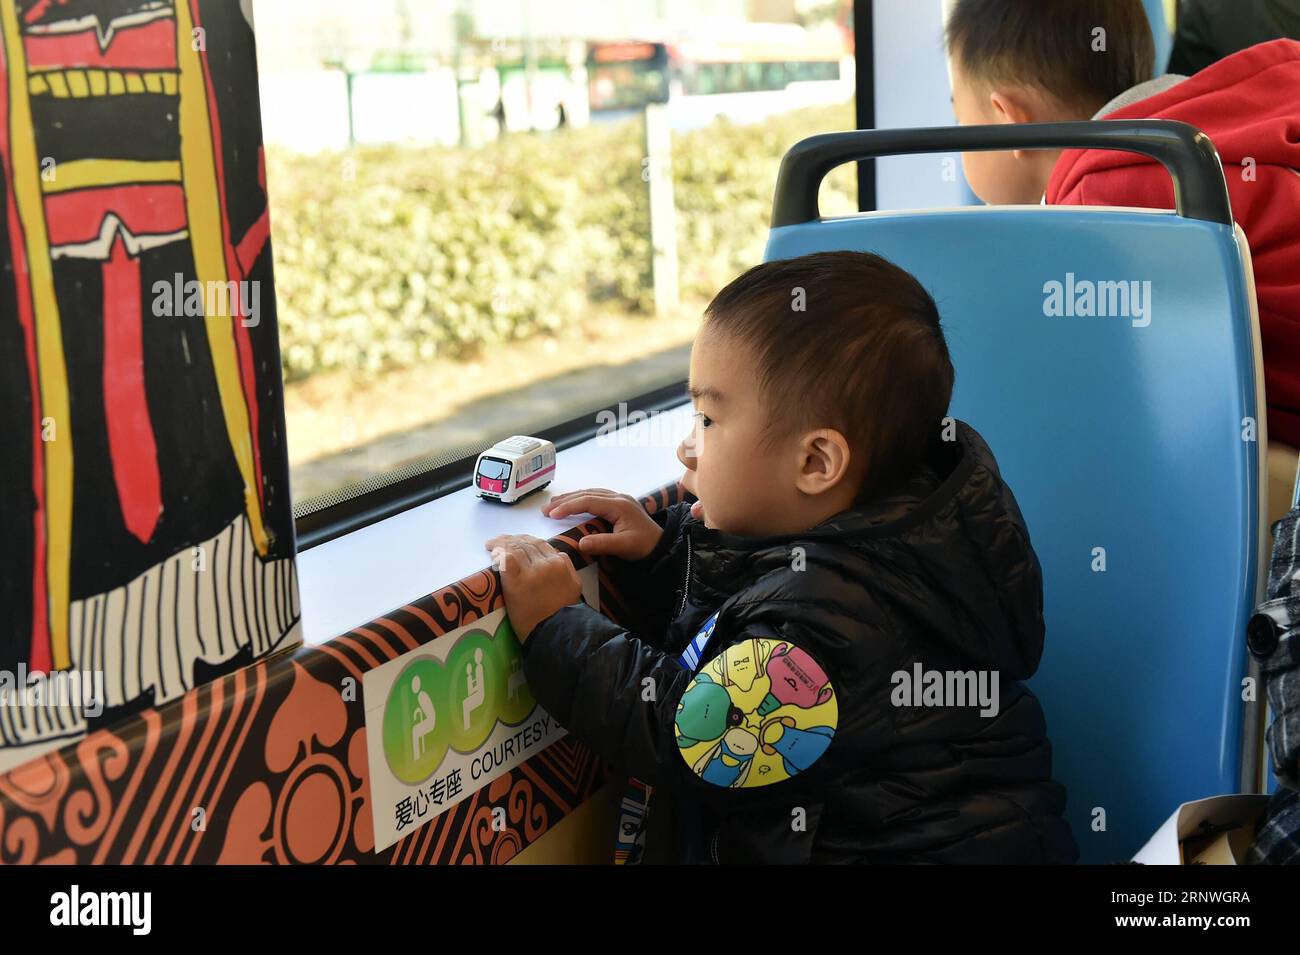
[522,421,1079,864]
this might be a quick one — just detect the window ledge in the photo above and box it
[295,402,693,644]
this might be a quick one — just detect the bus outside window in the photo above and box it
[586,22,852,128]
[587,41,671,111]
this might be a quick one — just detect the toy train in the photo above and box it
[473,436,557,504]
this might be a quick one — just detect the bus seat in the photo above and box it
[763,121,1265,862]
[1144,0,1174,74]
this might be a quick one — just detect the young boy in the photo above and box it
[944,0,1300,522]
[486,251,1078,864]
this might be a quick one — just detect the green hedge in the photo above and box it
[267,102,856,383]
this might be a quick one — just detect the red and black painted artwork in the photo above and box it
[0,0,299,767]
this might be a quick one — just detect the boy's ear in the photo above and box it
[987,87,1039,159]
[987,86,1036,124]
[796,430,853,497]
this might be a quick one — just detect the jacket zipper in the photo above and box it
[675,524,693,619]
[680,524,718,866]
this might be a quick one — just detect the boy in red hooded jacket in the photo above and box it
[945,0,1300,523]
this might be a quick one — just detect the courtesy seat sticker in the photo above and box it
[675,639,837,788]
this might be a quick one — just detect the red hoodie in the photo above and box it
[1047,39,1300,446]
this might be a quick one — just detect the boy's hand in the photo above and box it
[544,489,664,561]
[485,534,584,643]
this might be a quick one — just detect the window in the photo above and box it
[252,0,858,541]
[477,458,511,482]
[530,454,543,471]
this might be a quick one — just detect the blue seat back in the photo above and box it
[1144,0,1174,73]
[765,127,1262,861]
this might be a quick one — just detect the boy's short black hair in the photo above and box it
[703,251,954,504]
[946,0,1156,115]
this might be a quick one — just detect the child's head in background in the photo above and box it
[945,0,1155,204]
[678,251,953,537]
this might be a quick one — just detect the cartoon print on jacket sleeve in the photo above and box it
[693,727,759,787]
[759,642,834,714]
[675,639,837,788]
[675,672,742,747]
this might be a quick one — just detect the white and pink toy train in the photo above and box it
[473,436,556,504]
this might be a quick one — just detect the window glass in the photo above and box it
[477,458,511,481]
[252,0,858,516]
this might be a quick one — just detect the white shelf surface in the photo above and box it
[296,403,693,644]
